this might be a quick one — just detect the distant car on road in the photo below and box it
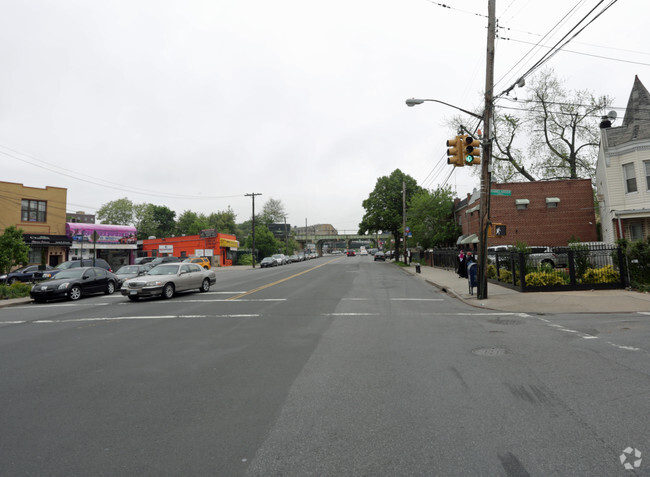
[150,256,181,267]
[374,251,386,261]
[0,265,55,285]
[346,250,356,257]
[30,267,118,302]
[183,257,211,269]
[120,262,216,301]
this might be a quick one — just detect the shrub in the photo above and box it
[487,263,496,279]
[0,282,31,299]
[525,271,567,286]
[498,269,512,283]
[237,253,253,266]
[582,265,620,284]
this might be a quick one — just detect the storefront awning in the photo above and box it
[460,233,479,244]
[23,234,72,247]
[219,238,239,248]
[456,234,468,245]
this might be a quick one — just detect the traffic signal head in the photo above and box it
[463,136,481,165]
[446,136,464,167]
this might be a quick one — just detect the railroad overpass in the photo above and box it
[293,232,392,254]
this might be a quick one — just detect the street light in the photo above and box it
[405,98,483,120]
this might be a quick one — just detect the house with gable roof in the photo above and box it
[596,76,650,243]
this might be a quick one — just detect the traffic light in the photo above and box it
[446,135,464,167]
[463,136,481,165]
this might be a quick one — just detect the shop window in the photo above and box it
[645,160,650,191]
[623,163,637,193]
[21,199,47,222]
[28,246,44,264]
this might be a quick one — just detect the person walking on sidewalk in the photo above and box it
[457,250,467,278]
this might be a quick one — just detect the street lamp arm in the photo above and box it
[405,98,483,121]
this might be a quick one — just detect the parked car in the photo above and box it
[0,264,55,284]
[134,256,155,265]
[120,262,216,301]
[374,251,386,261]
[260,257,277,268]
[114,264,151,289]
[527,246,567,268]
[35,258,113,280]
[487,245,514,264]
[183,257,211,269]
[272,254,286,266]
[150,256,181,267]
[30,267,118,302]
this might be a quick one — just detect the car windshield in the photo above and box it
[56,261,79,270]
[116,266,140,274]
[52,269,84,280]
[148,265,179,276]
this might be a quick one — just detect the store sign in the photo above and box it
[219,238,239,249]
[159,245,173,253]
[23,234,72,247]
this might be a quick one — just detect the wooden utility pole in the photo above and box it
[245,193,262,268]
[478,0,496,299]
[402,180,407,264]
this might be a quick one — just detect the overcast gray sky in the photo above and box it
[1,0,647,233]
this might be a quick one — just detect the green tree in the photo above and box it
[244,225,279,259]
[409,186,461,249]
[176,210,209,236]
[259,198,286,225]
[207,207,239,235]
[358,169,422,264]
[132,203,176,239]
[0,226,30,274]
[97,198,135,225]
[151,205,176,238]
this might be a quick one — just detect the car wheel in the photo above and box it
[128,296,139,301]
[69,285,82,301]
[7,277,17,285]
[162,283,174,299]
[200,278,210,292]
[541,259,554,268]
[105,281,115,295]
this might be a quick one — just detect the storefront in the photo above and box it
[141,231,239,267]
[66,223,138,270]
[22,234,72,267]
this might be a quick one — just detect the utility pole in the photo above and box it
[478,0,496,299]
[402,180,407,265]
[245,193,262,268]
[284,216,288,254]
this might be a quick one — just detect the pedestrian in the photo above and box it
[457,250,467,278]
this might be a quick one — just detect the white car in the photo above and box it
[120,262,216,301]
[360,249,368,256]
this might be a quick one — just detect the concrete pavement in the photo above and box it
[400,262,650,314]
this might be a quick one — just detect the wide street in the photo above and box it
[1,256,648,476]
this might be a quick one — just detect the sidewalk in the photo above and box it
[401,263,650,314]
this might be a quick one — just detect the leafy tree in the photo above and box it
[259,198,286,225]
[358,169,422,264]
[132,203,176,239]
[151,205,176,238]
[0,226,30,274]
[243,225,279,259]
[97,198,135,225]
[207,207,239,235]
[176,210,209,236]
[133,203,155,239]
[408,186,461,249]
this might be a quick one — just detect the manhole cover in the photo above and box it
[472,347,508,356]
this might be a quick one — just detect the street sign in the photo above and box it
[490,189,512,196]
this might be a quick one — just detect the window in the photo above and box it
[629,223,643,241]
[28,246,44,264]
[21,199,47,222]
[515,199,529,210]
[623,163,637,193]
[546,197,560,209]
[645,160,650,191]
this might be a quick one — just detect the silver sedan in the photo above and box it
[120,262,216,301]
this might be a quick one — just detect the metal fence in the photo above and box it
[426,244,627,292]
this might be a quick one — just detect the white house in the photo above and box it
[596,75,650,244]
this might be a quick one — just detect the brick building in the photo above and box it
[455,179,598,248]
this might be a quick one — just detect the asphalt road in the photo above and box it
[1,256,648,476]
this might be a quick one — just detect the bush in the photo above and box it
[0,282,31,299]
[237,253,253,266]
[525,271,567,286]
[582,265,620,284]
[487,263,496,279]
[498,269,512,283]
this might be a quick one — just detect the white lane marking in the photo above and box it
[531,316,640,350]
[607,342,641,351]
[32,314,260,323]
[639,312,650,316]
[323,313,380,316]
[342,298,368,301]
[0,321,27,324]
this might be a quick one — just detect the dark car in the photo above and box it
[374,251,386,261]
[134,256,155,265]
[149,256,181,267]
[114,264,151,289]
[0,265,55,285]
[260,257,277,268]
[346,249,356,257]
[36,258,113,280]
[30,267,118,303]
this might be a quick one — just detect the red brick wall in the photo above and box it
[457,179,598,247]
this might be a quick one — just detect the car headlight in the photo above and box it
[57,282,70,290]
[145,280,163,287]
[0,275,7,280]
